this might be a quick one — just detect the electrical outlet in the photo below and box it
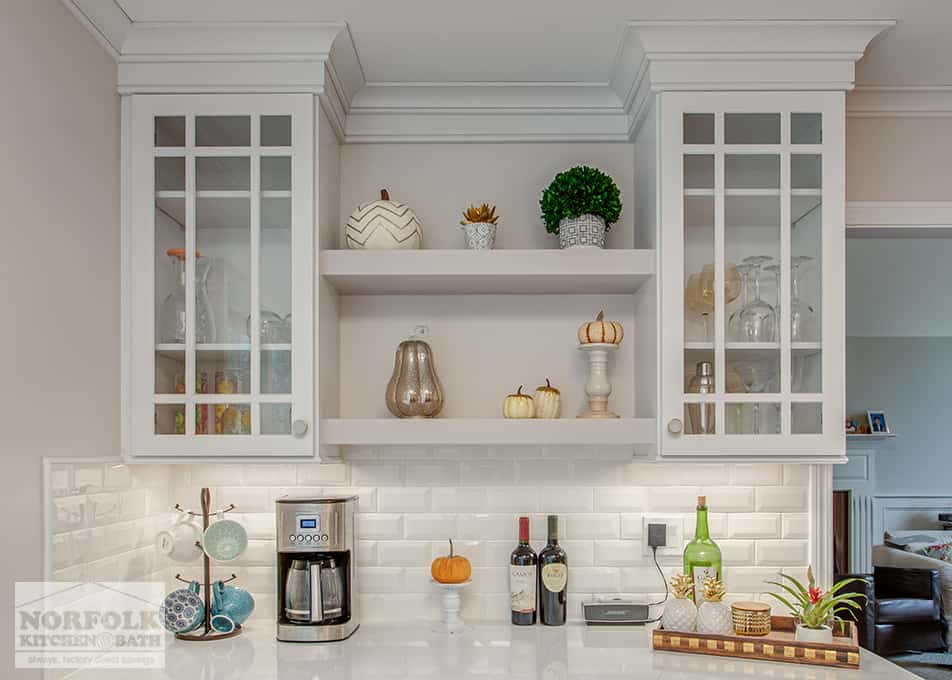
[642,515,683,557]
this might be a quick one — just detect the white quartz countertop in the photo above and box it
[67,620,917,679]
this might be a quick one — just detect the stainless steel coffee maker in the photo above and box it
[276,496,359,642]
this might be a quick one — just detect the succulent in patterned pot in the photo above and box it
[662,573,697,633]
[577,310,624,345]
[764,566,868,644]
[503,386,535,419]
[533,379,561,419]
[346,189,423,250]
[695,576,733,635]
[460,203,499,250]
[540,165,622,249]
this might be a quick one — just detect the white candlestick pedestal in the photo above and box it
[431,580,471,634]
[577,343,620,419]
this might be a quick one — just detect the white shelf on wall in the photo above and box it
[847,433,898,444]
[320,418,656,447]
[319,249,654,295]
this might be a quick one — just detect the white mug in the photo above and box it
[156,510,203,563]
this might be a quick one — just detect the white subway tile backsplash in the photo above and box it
[539,487,594,513]
[565,514,619,540]
[430,487,487,513]
[620,514,644,539]
[358,567,404,593]
[296,463,348,486]
[458,514,517,540]
[730,464,783,486]
[728,513,781,539]
[756,540,809,566]
[572,567,620,592]
[515,460,571,485]
[594,540,642,566]
[239,464,297,486]
[461,460,516,486]
[755,486,808,512]
[782,513,809,539]
[377,487,431,513]
[644,487,700,512]
[377,541,433,566]
[486,487,539,513]
[352,463,404,485]
[405,461,460,486]
[404,514,457,539]
[357,514,404,540]
[595,488,644,513]
[701,487,755,512]
[47,457,820,628]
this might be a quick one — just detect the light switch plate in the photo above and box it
[642,515,683,557]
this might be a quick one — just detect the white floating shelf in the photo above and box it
[320,418,656,447]
[847,433,898,443]
[319,249,654,295]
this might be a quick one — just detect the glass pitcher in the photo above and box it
[159,248,216,344]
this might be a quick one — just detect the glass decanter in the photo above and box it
[159,248,216,344]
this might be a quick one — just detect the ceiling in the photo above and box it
[110,0,951,86]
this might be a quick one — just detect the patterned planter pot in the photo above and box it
[461,222,497,250]
[558,214,607,249]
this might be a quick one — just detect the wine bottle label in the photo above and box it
[541,563,567,593]
[510,566,537,613]
[691,565,718,599]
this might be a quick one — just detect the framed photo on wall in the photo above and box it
[867,410,890,434]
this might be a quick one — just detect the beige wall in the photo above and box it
[0,0,118,676]
[846,116,952,201]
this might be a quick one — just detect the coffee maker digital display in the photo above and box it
[276,496,359,642]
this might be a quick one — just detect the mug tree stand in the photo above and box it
[171,487,242,641]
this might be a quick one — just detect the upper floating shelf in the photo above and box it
[319,249,654,295]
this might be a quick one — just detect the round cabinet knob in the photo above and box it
[667,418,683,435]
[292,420,308,437]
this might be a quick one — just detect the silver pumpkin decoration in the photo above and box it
[385,327,444,418]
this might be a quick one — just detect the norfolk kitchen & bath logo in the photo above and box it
[15,581,165,669]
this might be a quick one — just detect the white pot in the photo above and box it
[558,214,606,249]
[661,598,697,633]
[696,601,733,636]
[795,624,833,643]
[461,222,497,250]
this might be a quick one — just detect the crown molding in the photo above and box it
[64,7,898,143]
[847,85,952,118]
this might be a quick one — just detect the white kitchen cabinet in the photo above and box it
[651,92,846,460]
[123,94,315,458]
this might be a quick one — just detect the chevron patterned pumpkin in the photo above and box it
[345,189,423,249]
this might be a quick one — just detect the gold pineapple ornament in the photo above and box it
[696,575,733,635]
[661,573,697,632]
[460,203,499,250]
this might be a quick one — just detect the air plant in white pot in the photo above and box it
[764,566,867,643]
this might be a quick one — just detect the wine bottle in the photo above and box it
[538,515,567,625]
[510,516,537,625]
[683,495,722,603]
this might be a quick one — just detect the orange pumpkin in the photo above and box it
[430,539,472,584]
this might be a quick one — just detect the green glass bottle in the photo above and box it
[683,495,722,603]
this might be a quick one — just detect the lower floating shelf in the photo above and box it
[320,418,655,447]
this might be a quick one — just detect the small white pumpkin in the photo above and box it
[345,189,423,250]
[577,310,624,345]
[503,386,535,419]
[533,379,561,419]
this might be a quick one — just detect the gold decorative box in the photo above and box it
[731,601,771,636]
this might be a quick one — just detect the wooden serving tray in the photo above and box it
[652,616,860,669]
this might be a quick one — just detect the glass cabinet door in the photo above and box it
[130,95,313,457]
[662,92,844,458]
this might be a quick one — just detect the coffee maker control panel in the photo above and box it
[287,514,330,545]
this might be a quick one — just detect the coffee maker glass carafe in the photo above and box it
[284,557,344,624]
